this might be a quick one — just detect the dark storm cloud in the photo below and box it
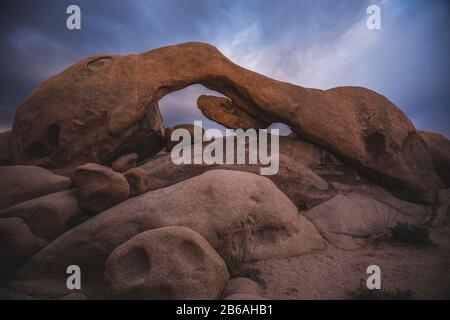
[0,0,448,137]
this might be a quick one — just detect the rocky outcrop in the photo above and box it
[8,170,325,298]
[124,168,149,197]
[430,189,450,226]
[11,92,164,169]
[9,42,442,203]
[111,153,138,172]
[73,163,129,214]
[104,226,229,300]
[0,190,83,240]
[0,217,48,276]
[0,166,71,211]
[419,131,450,186]
[140,136,336,210]
[197,95,268,129]
[303,192,430,249]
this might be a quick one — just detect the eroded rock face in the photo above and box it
[0,166,71,211]
[10,42,442,202]
[73,163,129,214]
[0,190,83,240]
[140,136,336,210]
[111,153,138,172]
[430,189,450,226]
[11,81,164,169]
[303,192,430,250]
[0,217,48,276]
[419,131,450,186]
[104,226,229,300]
[124,168,149,197]
[197,95,268,129]
[8,170,325,298]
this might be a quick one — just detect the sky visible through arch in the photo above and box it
[0,0,448,137]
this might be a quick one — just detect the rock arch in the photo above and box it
[10,42,443,202]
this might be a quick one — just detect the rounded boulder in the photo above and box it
[73,163,129,214]
[104,226,229,300]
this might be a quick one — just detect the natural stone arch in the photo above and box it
[159,85,228,132]
[10,42,443,202]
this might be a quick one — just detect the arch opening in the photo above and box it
[158,85,294,138]
[158,84,228,137]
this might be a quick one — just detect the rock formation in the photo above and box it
[0,190,83,240]
[9,42,444,203]
[104,226,229,300]
[7,170,325,298]
[419,131,450,186]
[303,193,429,249]
[430,189,450,226]
[197,95,268,129]
[111,153,138,172]
[1,42,450,300]
[0,217,48,277]
[0,166,71,211]
[139,136,336,210]
[73,163,130,214]
[124,168,149,197]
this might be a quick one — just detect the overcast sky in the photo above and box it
[0,0,448,137]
